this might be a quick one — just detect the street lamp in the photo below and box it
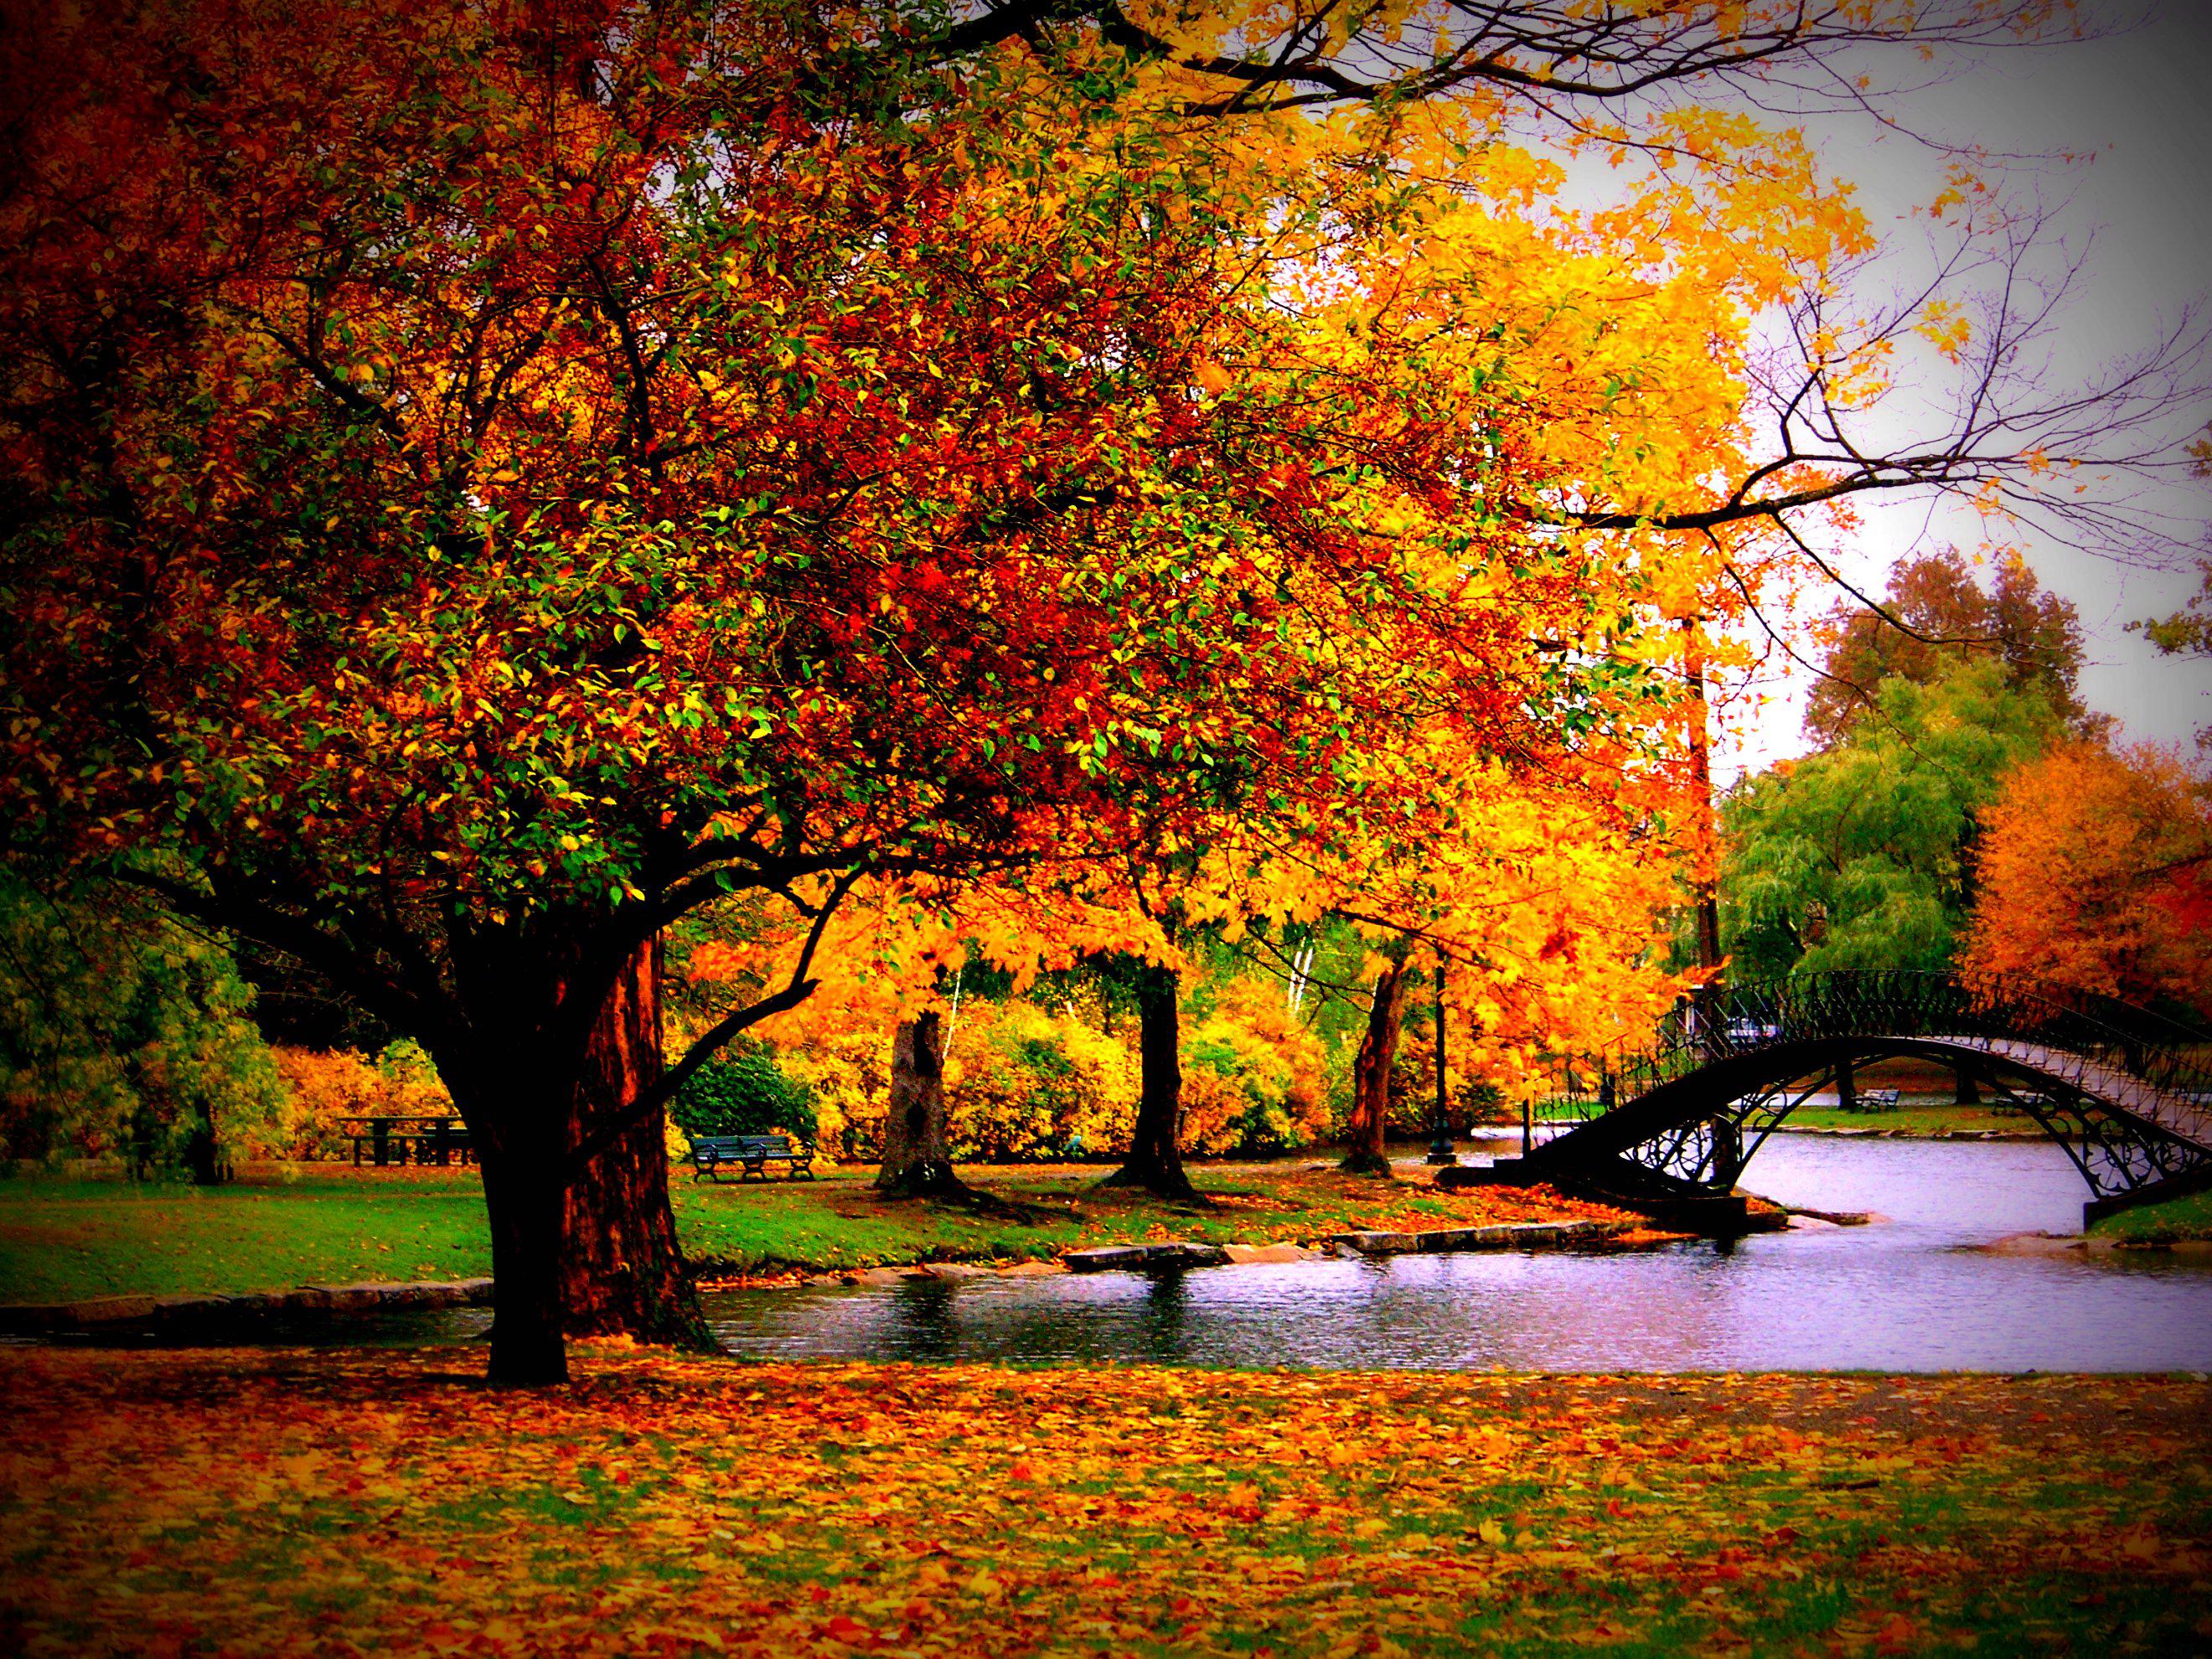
[1426,959,1458,1165]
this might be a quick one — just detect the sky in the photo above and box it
[1708,0,2212,777]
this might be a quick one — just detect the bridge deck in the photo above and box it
[1919,1036,2210,1149]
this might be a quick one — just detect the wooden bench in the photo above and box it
[687,1133,816,1182]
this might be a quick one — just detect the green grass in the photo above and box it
[1780,1100,2044,1134]
[0,1170,494,1303]
[2090,1186,2212,1243]
[0,1159,1626,1305]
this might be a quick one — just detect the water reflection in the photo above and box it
[709,1136,2212,1373]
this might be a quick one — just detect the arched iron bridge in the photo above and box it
[1501,972,2212,1227]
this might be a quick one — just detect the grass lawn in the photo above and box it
[2,1347,2205,1656]
[0,1160,1636,1306]
[1777,1101,2046,1135]
[0,1169,495,1304]
[2091,1188,2212,1244]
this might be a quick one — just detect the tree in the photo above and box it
[2134,561,2212,665]
[1802,550,2091,747]
[8,0,2201,1382]
[2129,427,2212,685]
[3,3,1417,1379]
[876,1009,962,1197]
[1341,954,1414,1176]
[0,870,285,1176]
[1723,661,2061,979]
[1961,742,2212,1021]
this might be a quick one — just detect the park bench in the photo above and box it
[1841,1087,1899,1114]
[686,1133,816,1182]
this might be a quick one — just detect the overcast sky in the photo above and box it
[1711,0,2212,776]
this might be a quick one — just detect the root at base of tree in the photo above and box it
[1097,1161,1215,1207]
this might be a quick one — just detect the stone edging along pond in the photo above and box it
[0,1277,497,1337]
[766,1216,1646,1289]
[0,1220,1649,1336]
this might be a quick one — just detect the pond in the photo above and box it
[704,1134,2212,1373]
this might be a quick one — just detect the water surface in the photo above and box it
[705,1134,2212,1372]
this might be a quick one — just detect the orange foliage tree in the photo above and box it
[1961,743,2212,1021]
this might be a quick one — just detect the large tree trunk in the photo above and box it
[1103,959,1201,1201]
[477,1116,573,1387]
[876,1010,969,1198]
[1343,963,1411,1176]
[563,937,711,1351]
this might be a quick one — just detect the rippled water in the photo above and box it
[705,1134,2212,1372]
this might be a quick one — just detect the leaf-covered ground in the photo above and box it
[3,1348,2206,1656]
[0,1163,1640,1305]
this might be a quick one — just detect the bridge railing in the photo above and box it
[1547,971,2212,1143]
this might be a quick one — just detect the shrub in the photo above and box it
[268,1047,384,1160]
[767,1026,884,1160]
[269,1039,458,1160]
[945,1000,1138,1160]
[1177,977,1331,1155]
[670,1045,817,1142]
[1388,1016,1517,1136]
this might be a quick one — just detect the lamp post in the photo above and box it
[1426,960,1458,1165]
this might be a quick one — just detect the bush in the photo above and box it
[670,1045,817,1142]
[1388,1017,1517,1136]
[269,1039,457,1160]
[755,982,1331,1164]
[772,1027,885,1160]
[1178,978,1331,1155]
[946,1000,1138,1160]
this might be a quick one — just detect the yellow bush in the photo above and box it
[944,1000,1138,1160]
[752,977,1328,1164]
[1388,1016,1514,1136]
[270,1040,456,1160]
[1178,977,1331,1154]
[773,1026,890,1162]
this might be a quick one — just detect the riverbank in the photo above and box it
[3,1346,2204,1656]
[2091,1188,2212,1244]
[0,1160,1642,1311]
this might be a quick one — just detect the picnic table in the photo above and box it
[343,1115,474,1167]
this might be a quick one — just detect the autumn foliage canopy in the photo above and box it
[5,0,2179,1377]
